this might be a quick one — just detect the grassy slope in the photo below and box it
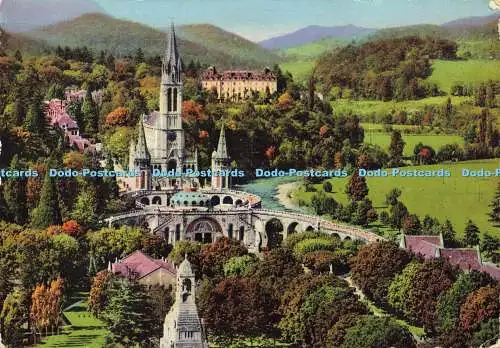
[178,24,281,68]
[37,293,108,348]
[428,59,500,93]
[364,132,463,156]
[293,159,500,238]
[24,13,277,68]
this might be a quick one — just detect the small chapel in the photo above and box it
[160,256,208,348]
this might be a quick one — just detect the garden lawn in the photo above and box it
[37,293,108,348]
[279,60,315,82]
[363,131,464,156]
[428,60,500,94]
[292,159,500,238]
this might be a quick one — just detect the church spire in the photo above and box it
[215,123,228,160]
[162,22,182,84]
[135,117,150,161]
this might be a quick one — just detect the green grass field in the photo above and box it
[292,159,500,238]
[279,60,315,82]
[363,131,464,156]
[332,96,473,117]
[428,59,500,93]
[279,37,347,60]
[37,293,108,348]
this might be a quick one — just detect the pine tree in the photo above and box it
[82,89,98,135]
[389,130,405,165]
[346,169,369,202]
[463,219,480,247]
[441,219,458,247]
[72,184,98,228]
[31,159,62,228]
[480,233,499,260]
[3,155,28,225]
[24,97,46,134]
[104,156,119,199]
[135,48,145,64]
[488,182,500,224]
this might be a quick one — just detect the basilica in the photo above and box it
[127,24,230,192]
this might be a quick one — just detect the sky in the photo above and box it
[92,0,497,41]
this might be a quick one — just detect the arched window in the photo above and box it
[173,88,178,111]
[239,226,244,241]
[167,87,172,111]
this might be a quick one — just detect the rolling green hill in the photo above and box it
[24,13,280,68]
[428,59,500,93]
[177,24,281,68]
[5,31,53,56]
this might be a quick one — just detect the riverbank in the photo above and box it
[275,181,300,210]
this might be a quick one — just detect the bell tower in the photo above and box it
[159,23,185,184]
[160,256,208,348]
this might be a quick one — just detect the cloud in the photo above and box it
[490,0,500,10]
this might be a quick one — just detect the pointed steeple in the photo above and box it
[135,117,150,161]
[215,123,228,160]
[162,22,182,84]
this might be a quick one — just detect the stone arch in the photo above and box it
[332,233,340,239]
[186,217,222,244]
[140,197,150,205]
[344,236,352,241]
[235,199,243,207]
[287,222,300,235]
[152,196,162,205]
[265,218,284,249]
[223,196,233,205]
[305,225,315,232]
[211,195,220,206]
[228,223,234,239]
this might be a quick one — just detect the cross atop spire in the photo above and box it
[162,22,182,84]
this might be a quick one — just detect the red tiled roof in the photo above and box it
[408,240,439,259]
[405,235,442,248]
[112,250,176,280]
[439,248,482,271]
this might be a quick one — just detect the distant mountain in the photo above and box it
[175,24,281,67]
[441,14,500,29]
[259,25,376,49]
[24,14,280,68]
[4,31,52,55]
[0,0,106,32]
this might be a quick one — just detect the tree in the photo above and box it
[0,289,29,346]
[61,220,83,238]
[385,188,401,206]
[349,241,411,305]
[100,278,157,345]
[480,233,499,261]
[104,107,132,127]
[390,201,409,231]
[24,96,47,135]
[223,255,258,277]
[389,130,405,165]
[31,167,62,228]
[134,48,145,64]
[71,184,99,229]
[341,316,416,348]
[30,278,64,336]
[463,219,480,247]
[88,270,114,316]
[199,237,247,277]
[435,271,494,334]
[441,219,458,247]
[199,276,272,340]
[488,182,500,224]
[460,285,499,330]
[402,214,421,235]
[346,170,369,202]
[82,89,98,135]
[323,180,332,193]
[2,154,28,224]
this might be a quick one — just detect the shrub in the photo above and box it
[294,237,337,256]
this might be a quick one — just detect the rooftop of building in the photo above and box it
[111,250,176,279]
